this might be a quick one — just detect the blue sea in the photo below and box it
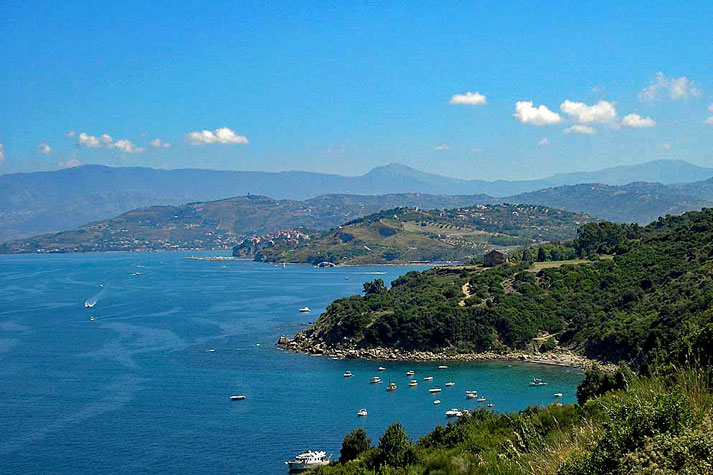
[0,252,583,474]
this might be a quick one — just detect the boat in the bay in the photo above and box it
[230,395,246,401]
[445,381,455,387]
[370,376,382,384]
[378,366,386,371]
[357,408,368,417]
[299,307,311,313]
[445,408,463,418]
[406,370,414,376]
[428,388,441,393]
[529,378,547,386]
[477,396,486,402]
[285,450,331,472]
[386,381,397,391]
[438,365,448,369]
[554,392,563,397]
[487,403,494,408]
[408,380,418,387]
[423,376,433,381]
[465,391,477,399]
[433,399,441,405]
[343,371,353,378]
[89,316,95,321]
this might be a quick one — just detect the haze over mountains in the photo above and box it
[1,159,712,243]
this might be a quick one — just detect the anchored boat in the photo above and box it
[285,450,331,472]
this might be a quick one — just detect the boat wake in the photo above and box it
[84,285,106,308]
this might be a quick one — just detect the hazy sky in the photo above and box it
[1,1,712,179]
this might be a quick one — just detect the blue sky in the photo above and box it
[1,1,712,179]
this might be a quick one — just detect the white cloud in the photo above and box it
[448,91,487,106]
[59,158,81,168]
[100,134,113,144]
[621,113,656,128]
[77,133,103,148]
[537,138,550,147]
[66,130,76,137]
[513,101,562,125]
[0,143,4,164]
[112,139,145,154]
[186,127,249,145]
[564,125,597,135]
[434,144,450,151]
[639,72,701,102]
[38,142,52,155]
[150,138,171,148]
[560,100,617,124]
[658,142,673,150]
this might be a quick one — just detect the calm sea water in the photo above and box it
[0,252,583,474]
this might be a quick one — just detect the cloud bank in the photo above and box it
[560,100,617,124]
[621,114,656,128]
[639,72,701,102]
[449,92,487,106]
[186,127,249,145]
[513,101,562,125]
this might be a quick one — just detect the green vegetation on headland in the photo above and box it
[293,209,713,366]
[239,204,593,265]
[315,367,713,474]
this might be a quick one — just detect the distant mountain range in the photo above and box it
[1,159,712,241]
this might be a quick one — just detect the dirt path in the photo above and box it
[458,282,472,307]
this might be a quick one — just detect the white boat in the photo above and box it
[89,316,95,321]
[429,388,442,393]
[370,376,382,384]
[299,307,311,313]
[408,380,418,387]
[438,365,448,369]
[378,366,386,371]
[554,392,563,398]
[433,399,441,405]
[386,381,397,391]
[230,395,246,401]
[445,381,455,387]
[445,408,463,417]
[406,370,415,376]
[205,349,216,353]
[477,396,486,402]
[357,408,368,417]
[529,378,548,386]
[343,371,353,378]
[84,302,95,308]
[466,392,477,399]
[423,376,433,381]
[285,450,331,472]
[487,403,493,408]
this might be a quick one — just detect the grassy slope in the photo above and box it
[255,204,593,265]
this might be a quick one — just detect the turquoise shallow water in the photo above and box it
[0,252,583,474]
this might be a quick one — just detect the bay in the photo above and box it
[0,252,583,474]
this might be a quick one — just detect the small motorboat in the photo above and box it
[230,395,246,401]
[386,381,397,391]
[343,371,353,378]
[487,403,494,408]
[477,396,486,402]
[89,316,95,322]
[554,392,563,398]
[408,380,418,387]
[445,381,455,387]
[445,408,463,418]
[378,366,386,371]
[357,408,368,417]
[370,376,382,384]
[428,388,442,393]
[84,302,95,308]
[529,378,547,386]
[205,349,216,353]
[438,365,448,369]
[406,370,415,376]
[433,399,441,405]
[299,307,311,313]
[466,392,477,399]
[423,376,433,381]
[285,450,331,472]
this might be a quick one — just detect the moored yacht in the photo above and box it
[370,376,382,384]
[529,378,547,386]
[230,395,246,401]
[465,391,477,399]
[343,371,353,378]
[433,399,441,405]
[408,380,418,387]
[445,381,455,387]
[285,450,331,472]
[428,387,442,393]
[445,408,463,417]
[406,370,414,376]
[357,408,368,417]
[423,376,433,381]
[477,396,486,402]
[378,366,386,371]
[438,365,448,369]
[299,307,311,313]
[386,381,397,391]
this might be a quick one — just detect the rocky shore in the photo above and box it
[277,334,612,371]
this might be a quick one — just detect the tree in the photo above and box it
[537,247,547,262]
[339,428,370,463]
[376,422,417,468]
[363,278,387,295]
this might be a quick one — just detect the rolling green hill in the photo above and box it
[246,204,594,265]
